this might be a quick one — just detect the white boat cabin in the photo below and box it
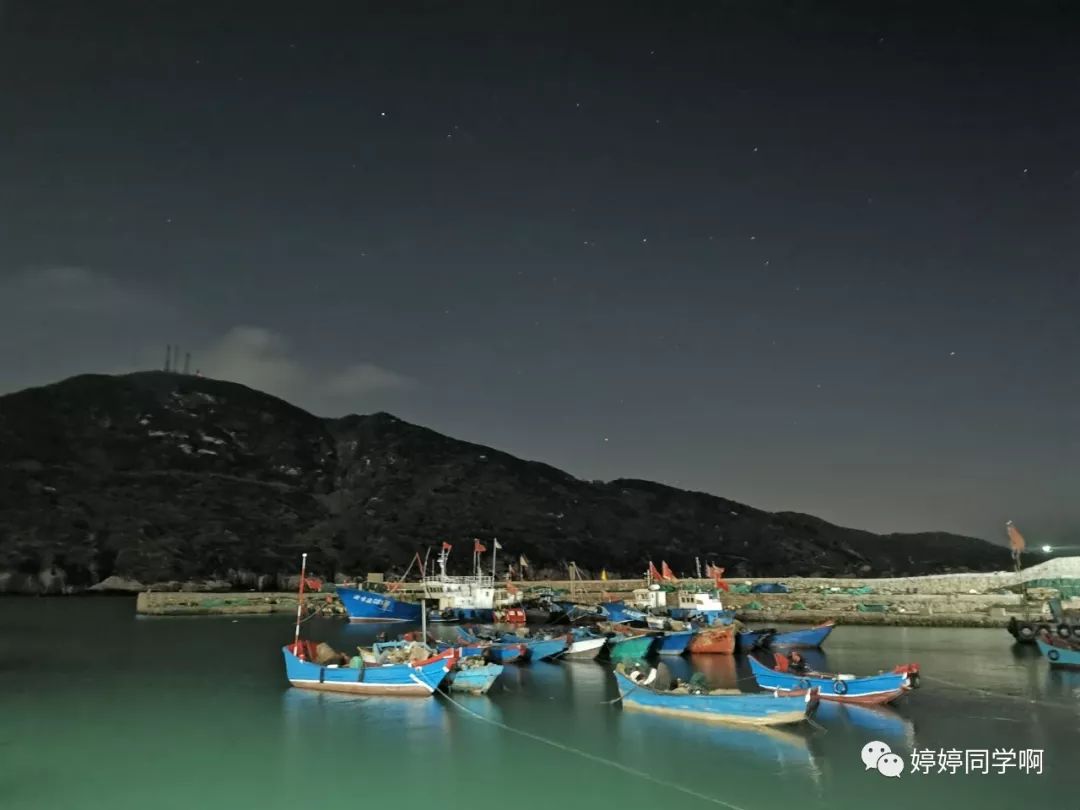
[631,584,725,612]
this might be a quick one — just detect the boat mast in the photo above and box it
[292,552,308,656]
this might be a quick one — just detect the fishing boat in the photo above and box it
[448,660,505,695]
[516,639,574,660]
[563,629,608,660]
[283,643,453,695]
[748,655,917,705]
[605,631,658,662]
[600,601,647,623]
[606,620,694,657]
[1036,637,1080,668]
[686,626,735,654]
[338,543,521,623]
[634,585,735,624]
[765,621,835,649]
[613,664,819,726]
[451,627,529,664]
[735,628,776,652]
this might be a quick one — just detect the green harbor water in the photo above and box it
[2,598,1078,810]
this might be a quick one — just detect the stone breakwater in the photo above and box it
[135,558,1080,624]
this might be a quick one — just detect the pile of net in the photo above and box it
[377,642,434,664]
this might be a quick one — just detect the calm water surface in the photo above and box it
[2,599,1078,809]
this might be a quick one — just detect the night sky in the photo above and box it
[1,2,1077,544]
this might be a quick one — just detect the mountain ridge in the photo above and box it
[0,371,1013,594]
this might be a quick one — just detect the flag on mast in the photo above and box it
[661,561,677,582]
[1006,521,1026,553]
[474,539,487,554]
[711,565,729,592]
[648,561,662,581]
[600,569,608,581]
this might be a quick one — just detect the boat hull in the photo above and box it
[614,669,816,727]
[767,622,835,649]
[656,630,695,656]
[524,638,569,661]
[686,627,735,654]
[606,634,656,662]
[564,636,607,660]
[747,657,910,705]
[336,586,422,622]
[449,664,504,695]
[600,601,647,622]
[486,644,527,664]
[282,647,450,696]
[1036,638,1080,668]
[735,629,776,652]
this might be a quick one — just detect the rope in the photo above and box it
[921,674,1074,710]
[436,685,752,810]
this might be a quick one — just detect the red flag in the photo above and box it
[442,542,453,551]
[474,539,487,554]
[712,566,729,592]
[1006,521,1026,553]
[661,561,677,582]
[648,561,662,581]
[303,577,322,591]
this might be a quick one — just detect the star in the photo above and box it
[753,146,759,152]
[380,112,387,118]
[641,237,648,243]
[949,351,956,356]
[603,437,610,442]
[749,235,756,240]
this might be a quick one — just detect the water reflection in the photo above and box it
[814,702,915,748]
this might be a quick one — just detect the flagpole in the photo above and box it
[292,552,308,657]
[491,538,498,581]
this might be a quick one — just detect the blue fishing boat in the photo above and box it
[765,621,835,649]
[613,664,818,726]
[283,642,452,696]
[486,643,528,664]
[600,601,647,622]
[655,629,695,656]
[498,633,569,661]
[336,585,423,623]
[449,661,504,695]
[748,655,916,705]
[735,629,776,652]
[1036,638,1080,668]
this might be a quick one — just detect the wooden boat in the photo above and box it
[283,642,453,696]
[606,632,657,662]
[448,660,504,695]
[686,626,735,654]
[563,630,608,660]
[735,629,776,652]
[613,664,818,726]
[765,621,835,649]
[608,620,694,657]
[748,655,917,705]
[1036,637,1080,668]
[600,601,647,622]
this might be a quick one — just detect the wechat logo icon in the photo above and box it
[862,741,903,778]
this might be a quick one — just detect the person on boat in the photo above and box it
[788,651,810,674]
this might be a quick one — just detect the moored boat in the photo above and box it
[563,630,608,660]
[1036,637,1080,668]
[655,629,695,656]
[336,585,423,623]
[600,601,647,622]
[613,664,818,726]
[735,628,776,652]
[766,621,835,649]
[448,660,505,695]
[686,626,735,654]
[748,655,917,705]
[605,632,657,662]
[283,641,453,696]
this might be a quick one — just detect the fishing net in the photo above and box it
[314,642,342,665]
